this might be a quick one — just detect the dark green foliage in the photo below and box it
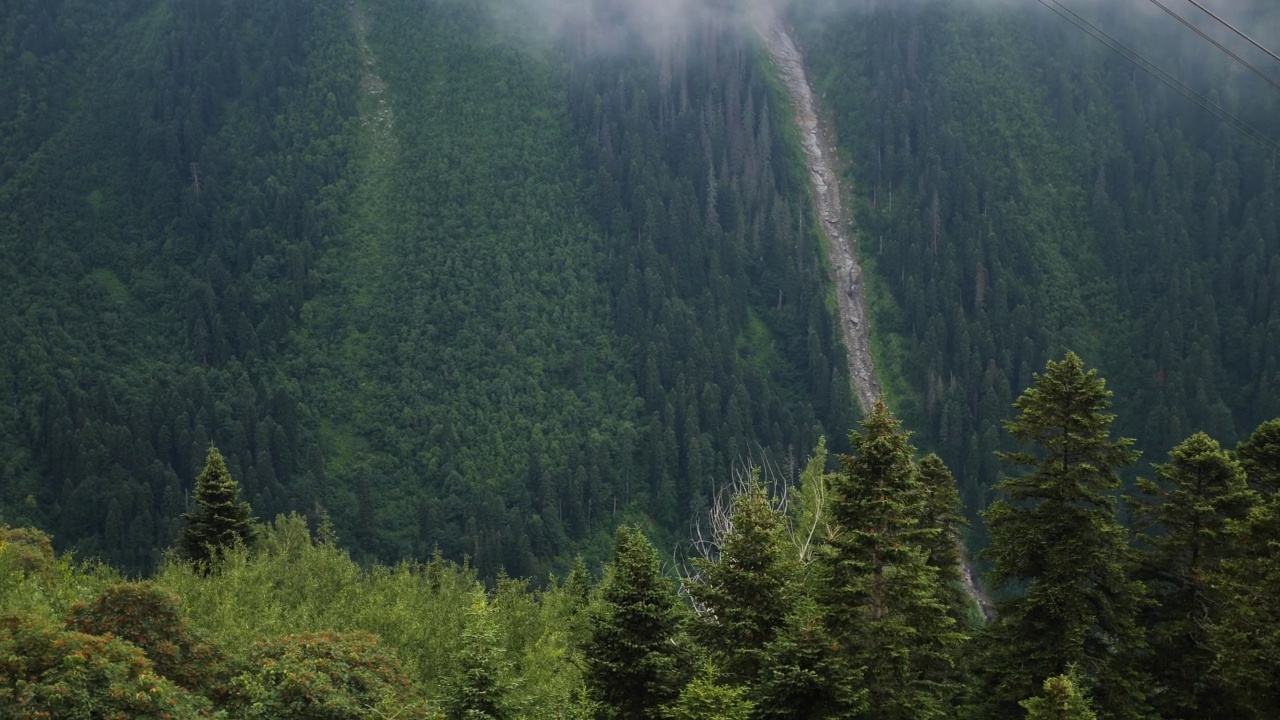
[1020,669,1097,720]
[1237,419,1280,493]
[821,400,963,719]
[978,353,1146,719]
[753,596,864,720]
[65,583,234,703]
[1130,433,1253,718]
[582,526,690,719]
[916,453,971,624]
[1210,465,1280,717]
[0,0,358,573]
[180,445,255,568]
[687,482,796,686]
[229,631,429,719]
[0,613,213,718]
[794,0,1280,536]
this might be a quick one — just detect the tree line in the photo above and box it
[4,351,1279,718]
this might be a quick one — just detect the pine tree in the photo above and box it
[1020,669,1097,720]
[687,481,796,687]
[1130,432,1253,718]
[582,526,690,719]
[179,445,255,569]
[821,400,962,720]
[977,352,1147,719]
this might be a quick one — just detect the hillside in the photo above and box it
[793,0,1279,522]
[0,0,853,574]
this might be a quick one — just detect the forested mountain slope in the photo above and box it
[1,0,360,572]
[0,0,852,574]
[793,0,1280,520]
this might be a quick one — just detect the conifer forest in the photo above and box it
[1,0,1278,717]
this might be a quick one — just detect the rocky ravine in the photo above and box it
[754,13,994,619]
[753,14,881,414]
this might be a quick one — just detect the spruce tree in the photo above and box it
[1130,432,1253,718]
[1210,418,1280,717]
[916,453,971,624]
[180,445,255,569]
[582,526,690,719]
[687,482,796,687]
[821,400,962,720]
[754,595,865,720]
[977,352,1146,719]
[444,593,511,720]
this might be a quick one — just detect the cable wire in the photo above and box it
[1182,0,1280,65]
[1037,0,1280,155]
[1145,0,1280,91]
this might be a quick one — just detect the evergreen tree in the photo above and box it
[443,593,511,720]
[1237,418,1280,494]
[1130,432,1253,718]
[667,663,753,720]
[687,481,796,687]
[582,526,690,719]
[754,596,864,720]
[180,445,255,569]
[821,400,962,719]
[916,453,971,624]
[1020,669,1097,720]
[977,352,1147,719]
[1210,419,1280,717]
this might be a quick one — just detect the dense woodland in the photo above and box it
[0,0,850,575]
[794,0,1280,525]
[4,353,1280,718]
[3,0,1280,715]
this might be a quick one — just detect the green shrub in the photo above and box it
[65,583,237,704]
[229,631,433,719]
[0,613,212,719]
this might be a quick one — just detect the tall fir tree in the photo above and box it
[443,592,512,720]
[821,400,963,720]
[687,481,796,687]
[179,445,255,569]
[1211,420,1280,717]
[977,352,1147,720]
[1129,432,1253,718]
[916,453,971,625]
[582,526,690,720]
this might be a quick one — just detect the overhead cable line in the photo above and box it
[1182,0,1280,64]
[1145,0,1280,91]
[1036,0,1280,155]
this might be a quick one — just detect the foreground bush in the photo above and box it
[229,631,433,719]
[66,583,236,703]
[0,613,212,719]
